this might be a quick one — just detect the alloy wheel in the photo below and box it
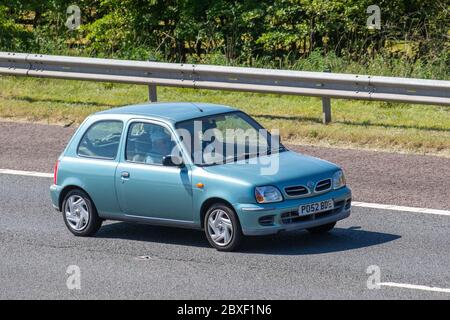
[207,209,234,246]
[64,195,90,231]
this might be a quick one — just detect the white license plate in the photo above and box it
[299,200,334,216]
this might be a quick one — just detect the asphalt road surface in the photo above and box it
[0,121,449,299]
[0,173,449,299]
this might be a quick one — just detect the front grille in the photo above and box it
[280,199,346,225]
[315,179,332,192]
[280,212,314,224]
[284,185,309,197]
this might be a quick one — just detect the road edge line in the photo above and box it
[379,282,450,294]
[352,201,450,216]
[0,169,53,178]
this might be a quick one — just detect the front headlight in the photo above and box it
[333,170,346,189]
[255,186,283,203]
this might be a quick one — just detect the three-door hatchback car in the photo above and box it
[50,102,351,251]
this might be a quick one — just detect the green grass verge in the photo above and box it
[1,76,449,157]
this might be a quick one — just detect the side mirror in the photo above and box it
[162,155,184,167]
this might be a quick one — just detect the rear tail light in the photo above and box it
[53,160,59,185]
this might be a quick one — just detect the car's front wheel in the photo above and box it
[62,189,102,237]
[306,222,336,234]
[204,203,243,251]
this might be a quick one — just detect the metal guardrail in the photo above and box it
[1,52,449,123]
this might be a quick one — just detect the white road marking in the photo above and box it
[379,282,450,294]
[1,168,450,216]
[352,201,450,217]
[0,169,53,178]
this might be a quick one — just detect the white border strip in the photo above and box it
[0,169,53,178]
[379,282,450,293]
[352,201,450,216]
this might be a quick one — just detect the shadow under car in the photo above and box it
[96,222,401,255]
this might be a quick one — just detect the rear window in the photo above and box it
[77,120,123,159]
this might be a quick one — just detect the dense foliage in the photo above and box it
[0,0,448,78]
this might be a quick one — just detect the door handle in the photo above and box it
[121,171,130,179]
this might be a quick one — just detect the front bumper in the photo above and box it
[235,186,352,236]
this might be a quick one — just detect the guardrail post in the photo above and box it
[148,84,157,102]
[322,69,332,124]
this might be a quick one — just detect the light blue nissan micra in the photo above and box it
[50,102,351,251]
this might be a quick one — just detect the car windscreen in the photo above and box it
[175,111,285,166]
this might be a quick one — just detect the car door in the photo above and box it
[115,119,193,222]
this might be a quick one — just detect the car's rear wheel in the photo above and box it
[204,203,243,251]
[62,189,102,237]
[306,222,336,234]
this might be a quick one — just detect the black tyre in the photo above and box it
[306,222,336,234]
[204,203,243,251]
[62,189,102,237]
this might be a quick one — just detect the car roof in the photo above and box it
[96,102,237,123]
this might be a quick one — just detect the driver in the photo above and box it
[144,128,173,164]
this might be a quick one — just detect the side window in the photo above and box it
[77,121,123,159]
[126,122,177,165]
